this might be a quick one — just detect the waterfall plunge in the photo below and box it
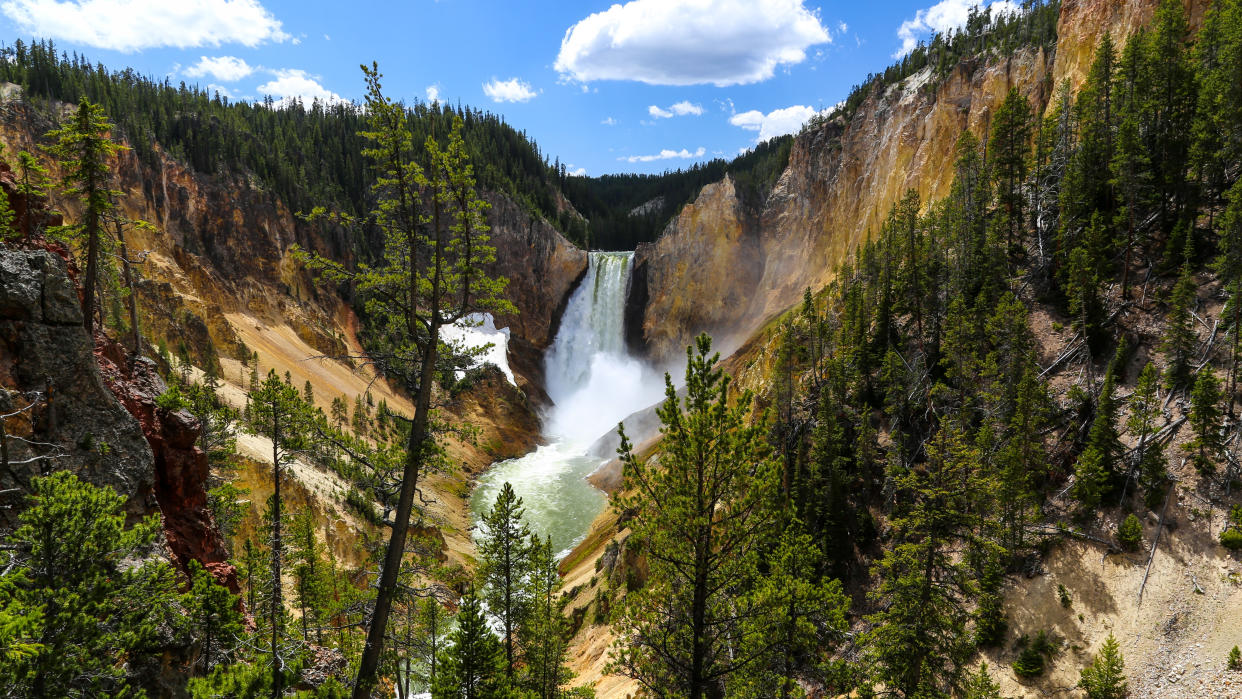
[470,252,663,557]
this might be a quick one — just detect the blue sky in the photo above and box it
[0,0,1020,175]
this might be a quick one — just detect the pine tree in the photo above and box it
[1192,0,1242,217]
[520,535,572,699]
[1112,32,1154,300]
[1087,351,1125,478]
[407,598,450,692]
[14,150,50,242]
[289,510,331,646]
[248,369,307,697]
[963,662,1006,699]
[864,425,978,697]
[1117,513,1143,551]
[1126,363,1168,508]
[1074,445,1111,510]
[734,520,850,698]
[989,87,1033,257]
[1145,0,1196,241]
[299,65,515,697]
[1187,370,1223,475]
[1078,633,1128,699]
[0,471,182,695]
[1217,179,1242,412]
[1065,236,1104,358]
[610,335,781,699]
[432,588,508,699]
[46,98,123,336]
[1163,263,1199,391]
[995,363,1048,553]
[184,560,243,675]
[479,481,533,678]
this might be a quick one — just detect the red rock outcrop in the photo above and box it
[95,339,239,593]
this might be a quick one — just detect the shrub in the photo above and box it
[1013,630,1058,678]
[1228,646,1241,671]
[155,383,188,411]
[1223,506,1242,550]
[1058,584,1073,609]
[1117,514,1143,551]
[1222,529,1242,550]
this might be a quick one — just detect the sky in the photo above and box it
[0,0,1022,176]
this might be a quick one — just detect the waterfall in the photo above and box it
[469,251,663,557]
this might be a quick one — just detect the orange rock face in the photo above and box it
[627,0,1210,368]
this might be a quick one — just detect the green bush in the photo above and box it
[1221,528,1242,551]
[1117,514,1143,551]
[1013,631,1058,679]
[1058,584,1073,609]
[1228,646,1241,671]
[155,383,188,411]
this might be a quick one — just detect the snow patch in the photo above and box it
[440,313,516,386]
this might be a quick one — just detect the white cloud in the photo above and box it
[837,21,847,33]
[620,146,707,163]
[256,69,344,108]
[649,100,704,119]
[483,77,537,103]
[730,104,820,141]
[206,83,235,98]
[894,0,1019,57]
[0,0,289,52]
[601,116,617,126]
[184,55,254,82]
[567,166,587,176]
[426,84,441,103]
[555,0,831,87]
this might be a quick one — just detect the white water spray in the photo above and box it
[470,252,663,557]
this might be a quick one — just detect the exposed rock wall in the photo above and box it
[626,0,1210,368]
[629,47,1053,365]
[628,176,761,363]
[0,248,157,522]
[0,247,235,589]
[96,342,238,592]
[487,192,588,350]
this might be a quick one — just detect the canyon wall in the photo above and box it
[627,0,1208,368]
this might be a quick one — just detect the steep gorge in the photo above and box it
[626,0,1204,370]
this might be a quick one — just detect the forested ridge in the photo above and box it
[0,40,796,252]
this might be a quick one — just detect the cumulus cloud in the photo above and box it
[730,104,820,141]
[256,69,344,108]
[649,100,703,119]
[483,77,537,103]
[601,117,617,126]
[555,0,831,87]
[0,0,289,52]
[620,146,707,163]
[426,84,441,103]
[894,0,1019,57]
[184,55,254,82]
[567,165,587,176]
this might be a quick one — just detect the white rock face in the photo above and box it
[440,312,516,386]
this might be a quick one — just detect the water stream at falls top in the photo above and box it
[469,251,664,558]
